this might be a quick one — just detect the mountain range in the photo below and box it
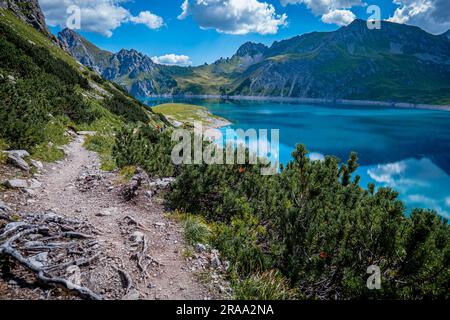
[59,18,450,105]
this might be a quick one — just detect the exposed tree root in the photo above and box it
[113,266,133,293]
[0,212,103,300]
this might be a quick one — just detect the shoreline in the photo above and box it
[145,94,450,112]
[151,103,231,131]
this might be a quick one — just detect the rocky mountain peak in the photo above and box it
[58,28,82,48]
[235,42,268,58]
[0,0,49,35]
[114,49,155,70]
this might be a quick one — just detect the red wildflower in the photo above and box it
[319,252,328,259]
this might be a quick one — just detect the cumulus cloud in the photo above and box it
[129,11,164,29]
[40,0,164,37]
[389,0,450,34]
[321,9,356,26]
[178,0,288,35]
[280,0,363,26]
[152,54,193,66]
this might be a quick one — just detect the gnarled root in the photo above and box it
[0,212,103,300]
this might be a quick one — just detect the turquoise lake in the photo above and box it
[144,98,450,219]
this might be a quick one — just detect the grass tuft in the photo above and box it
[233,271,299,300]
[182,215,212,245]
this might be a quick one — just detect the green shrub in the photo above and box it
[168,144,450,300]
[113,124,176,177]
[212,208,270,276]
[91,73,105,85]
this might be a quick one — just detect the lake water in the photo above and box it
[143,98,450,219]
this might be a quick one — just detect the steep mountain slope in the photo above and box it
[230,20,450,104]
[0,0,48,35]
[0,6,167,158]
[57,28,113,73]
[61,20,450,105]
[58,28,178,97]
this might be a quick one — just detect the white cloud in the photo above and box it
[178,0,288,35]
[152,54,193,66]
[40,0,164,37]
[368,162,406,184]
[389,0,450,34]
[129,11,164,30]
[280,0,364,26]
[321,9,356,26]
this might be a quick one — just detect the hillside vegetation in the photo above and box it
[0,9,167,164]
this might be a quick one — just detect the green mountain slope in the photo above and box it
[0,7,168,166]
[61,20,450,105]
[230,20,450,105]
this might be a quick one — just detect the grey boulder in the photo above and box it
[6,152,30,171]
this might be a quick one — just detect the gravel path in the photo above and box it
[14,135,211,300]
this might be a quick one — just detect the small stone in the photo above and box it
[122,289,140,300]
[8,280,18,286]
[144,190,153,198]
[3,179,29,189]
[96,210,112,217]
[130,231,145,244]
[6,153,30,171]
[210,253,222,269]
[154,222,166,228]
[23,189,37,196]
[28,179,42,189]
[30,159,44,171]
[195,243,207,253]
[29,252,48,268]
[0,200,10,212]
[7,150,30,158]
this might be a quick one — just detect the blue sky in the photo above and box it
[41,0,448,66]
